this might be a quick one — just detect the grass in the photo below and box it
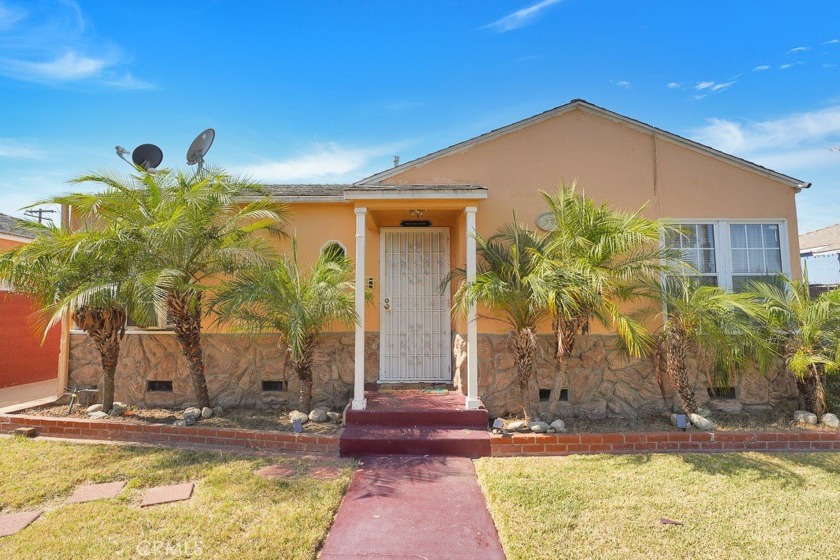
[475,452,840,560]
[0,437,353,559]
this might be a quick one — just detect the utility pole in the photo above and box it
[24,208,57,224]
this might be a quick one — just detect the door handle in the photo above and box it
[383,297,390,310]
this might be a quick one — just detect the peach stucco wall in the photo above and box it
[364,107,802,333]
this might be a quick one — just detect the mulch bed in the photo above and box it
[18,404,342,435]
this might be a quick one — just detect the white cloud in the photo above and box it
[612,80,631,89]
[786,46,810,54]
[693,106,840,155]
[695,81,714,90]
[711,81,735,92]
[823,39,840,45]
[780,63,794,69]
[752,65,770,71]
[0,1,152,89]
[484,0,563,32]
[695,80,735,93]
[0,1,26,30]
[691,94,706,101]
[1,50,112,81]
[0,138,45,159]
[666,82,681,89]
[238,143,402,183]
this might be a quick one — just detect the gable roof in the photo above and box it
[800,223,840,255]
[256,184,487,202]
[0,213,35,240]
[355,99,810,191]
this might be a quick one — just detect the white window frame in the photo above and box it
[665,219,791,291]
[320,240,347,256]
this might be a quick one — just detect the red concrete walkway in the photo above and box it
[320,456,505,559]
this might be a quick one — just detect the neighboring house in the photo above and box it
[68,99,807,418]
[0,213,61,390]
[799,223,840,296]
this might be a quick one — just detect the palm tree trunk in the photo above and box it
[167,292,211,408]
[98,340,119,412]
[798,364,827,416]
[665,328,697,415]
[292,340,315,413]
[511,327,537,422]
[552,315,579,361]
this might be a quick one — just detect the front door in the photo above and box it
[380,228,452,383]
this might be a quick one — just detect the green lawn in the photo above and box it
[0,437,353,559]
[476,452,840,560]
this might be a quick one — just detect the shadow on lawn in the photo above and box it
[678,453,806,487]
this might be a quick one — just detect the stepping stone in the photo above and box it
[66,481,126,504]
[309,466,343,480]
[256,465,296,479]
[140,482,194,507]
[0,511,42,538]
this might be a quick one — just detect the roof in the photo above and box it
[800,223,840,255]
[356,98,810,191]
[0,213,35,240]
[258,183,487,202]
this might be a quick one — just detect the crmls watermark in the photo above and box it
[135,538,204,557]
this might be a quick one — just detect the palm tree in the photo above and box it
[55,167,287,408]
[535,184,673,401]
[211,239,359,413]
[749,277,840,416]
[0,223,154,411]
[450,219,553,421]
[651,277,773,415]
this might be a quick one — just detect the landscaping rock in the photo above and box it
[174,420,186,427]
[670,413,690,428]
[309,407,329,423]
[183,407,202,421]
[201,407,213,419]
[109,402,128,416]
[793,410,818,425]
[505,420,527,432]
[289,410,309,425]
[327,411,342,423]
[212,406,224,417]
[86,404,104,414]
[88,411,108,420]
[529,421,550,433]
[820,413,840,428]
[184,415,196,426]
[688,413,715,431]
[549,419,567,433]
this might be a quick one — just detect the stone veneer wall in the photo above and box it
[69,330,799,418]
[68,332,379,410]
[452,333,799,419]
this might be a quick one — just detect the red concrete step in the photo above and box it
[340,426,491,458]
[346,407,489,429]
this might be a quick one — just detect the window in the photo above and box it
[667,220,789,292]
[126,307,174,331]
[147,380,173,392]
[320,241,346,259]
[261,380,288,392]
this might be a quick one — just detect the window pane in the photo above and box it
[681,248,699,269]
[748,249,765,273]
[765,249,782,272]
[731,224,747,248]
[700,249,716,273]
[732,249,749,273]
[746,224,763,248]
[763,224,780,248]
[698,224,715,248]
[682,224,697,248]
[734,275,782,293]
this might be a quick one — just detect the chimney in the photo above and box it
[393,155,400,167]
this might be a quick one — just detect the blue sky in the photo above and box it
[1,0,839,233]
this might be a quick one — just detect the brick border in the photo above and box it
[491,431,840,456]
[0,413,339,454]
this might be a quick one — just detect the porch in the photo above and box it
[345,184,487,412]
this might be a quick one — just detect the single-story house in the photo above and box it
[800,223,840,296]
[0,213,61,391]
[67,99,807,418]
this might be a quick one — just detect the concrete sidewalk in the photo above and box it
[0,379,57,413]
[320,456,505,559]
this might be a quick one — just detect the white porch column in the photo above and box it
[352,207,368,410]
[465,206,481,410]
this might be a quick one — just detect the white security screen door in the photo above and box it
[380,228,452,383]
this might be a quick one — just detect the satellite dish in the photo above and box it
[186,128,215,168]
[132,143,163,171]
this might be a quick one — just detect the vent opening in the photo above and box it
[262,380,288,392]
[707,386,736,399]
[146,380,173,392]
